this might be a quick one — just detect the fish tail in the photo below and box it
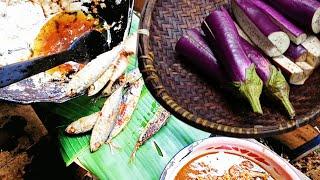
[106,140,120,154]
[129,142,141,163]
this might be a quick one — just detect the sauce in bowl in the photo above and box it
[176,152,272,180]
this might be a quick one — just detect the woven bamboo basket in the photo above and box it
[138,0,320,137]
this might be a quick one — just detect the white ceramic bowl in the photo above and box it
[161,137,300,180]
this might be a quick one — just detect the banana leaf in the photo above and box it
[44,13,210,179]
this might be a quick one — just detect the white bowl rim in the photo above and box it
[160,137,300,180]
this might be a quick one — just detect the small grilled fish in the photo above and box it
[66,33,137,97]
[65,69,142,136]
[87,63,115,96]
[102,68,141,97]
[90,85,123,152]
[103,51,131,95]
[130,106,170,161]
[108,77,144,141]
[65,112,100,134]
[66,45,121,96]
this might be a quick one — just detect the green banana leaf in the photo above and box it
[44,13,210,179]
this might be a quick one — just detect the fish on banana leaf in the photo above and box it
[108,77,144,141]
[130,106,171,161]
[65,69,142,137]
[65,69,143,153]
[65,112,100,134]
[66,33,137,97]
[88,51,134,96]
[88,64,116,96]
[90,85,123,152]
[102,67,141,97]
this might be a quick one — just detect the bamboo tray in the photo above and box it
[138,0,320,137]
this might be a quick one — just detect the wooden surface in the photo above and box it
[274,124,319,149]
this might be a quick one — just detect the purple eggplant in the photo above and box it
[234,22,254,45]
[232,0,290,57]
[252,0,306,45]
[202,7,263,114]
[264,0,320,34]
[175,29,228,84]
[240,38,295,118]
[284,44,308,62]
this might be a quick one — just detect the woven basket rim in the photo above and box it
[137,0,317,137]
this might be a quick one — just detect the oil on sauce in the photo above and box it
[175,152,273,180]
[32,11,96,57]
[31,11,96,75]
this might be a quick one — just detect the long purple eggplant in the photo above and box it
[240,38,295,118]
[202,7,263,114]
[234,20,305,85]
[284,44,308,62]
[252,0,306,45]
[264,0,320,34]
[232,0,290,57]
[175,29,228,84]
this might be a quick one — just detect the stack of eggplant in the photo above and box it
[176,0,320,119]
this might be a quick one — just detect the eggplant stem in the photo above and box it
[266,66,295,119]
[280,96,295,119]
[238,65,263,114]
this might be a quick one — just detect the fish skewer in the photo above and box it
[90,85,123,152]
[130,106,171,161]
[65,112,100,134]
